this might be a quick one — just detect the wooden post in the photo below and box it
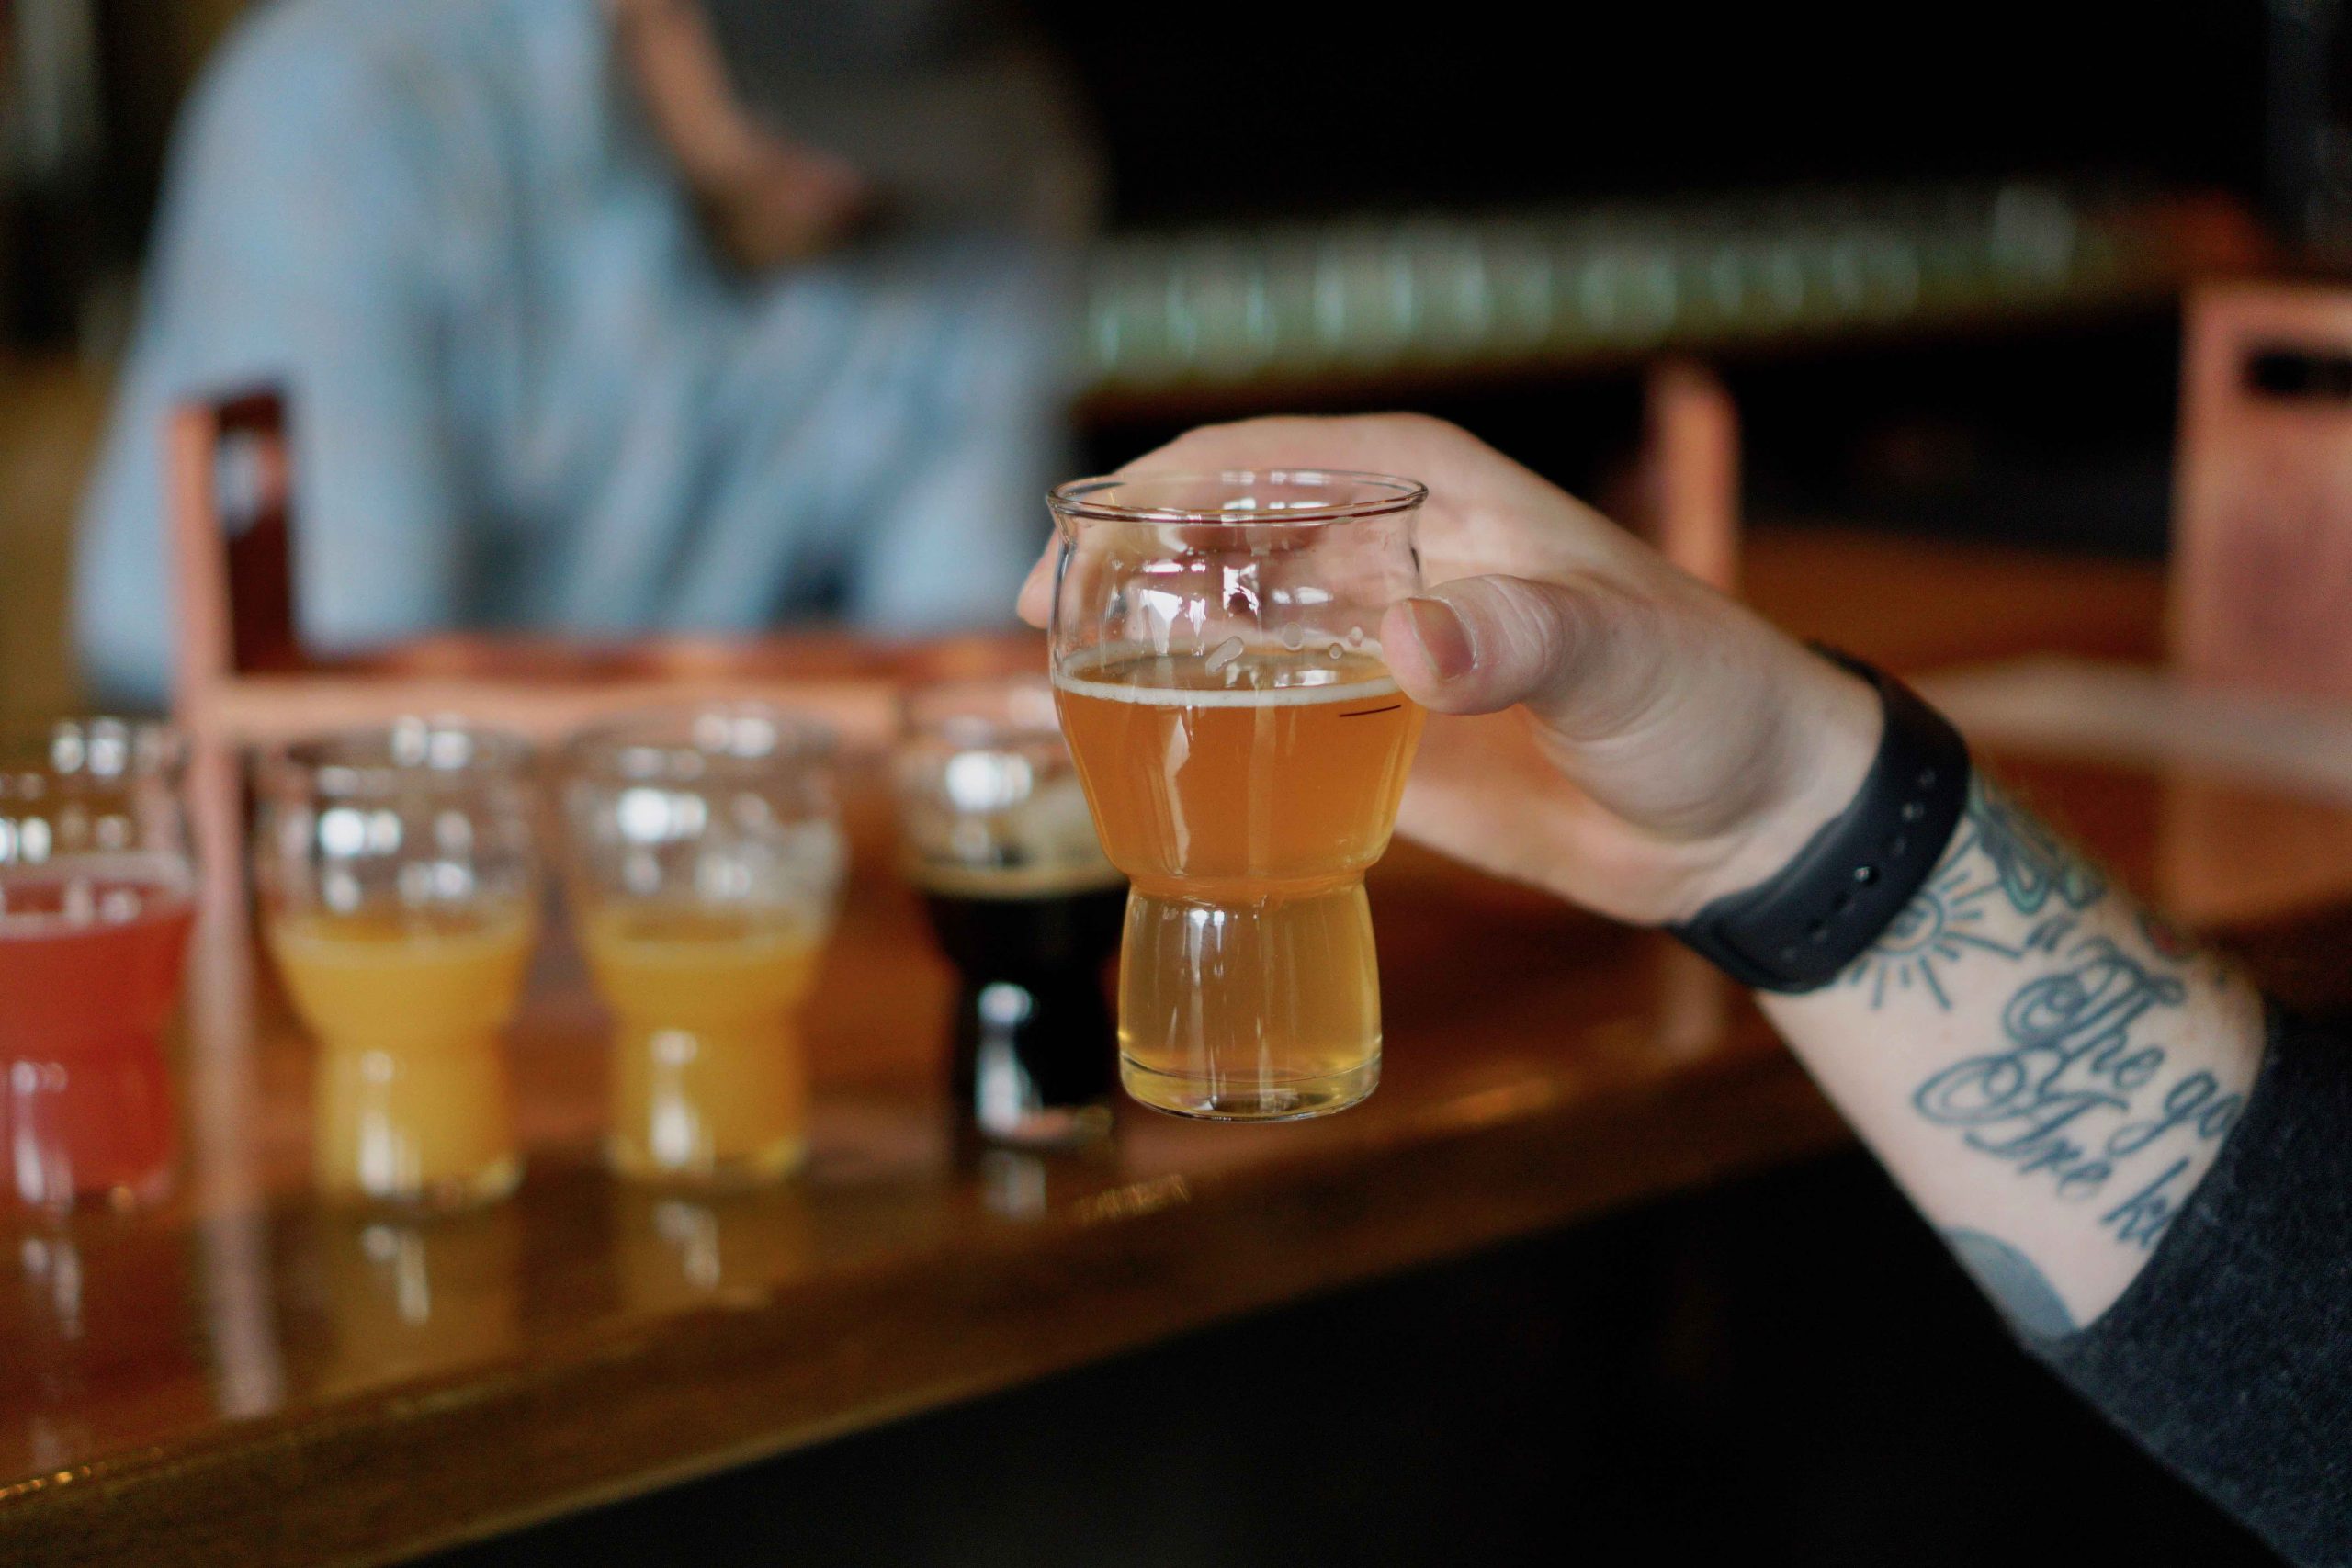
[1640,359,1742,594]
[2172,281,2352,701]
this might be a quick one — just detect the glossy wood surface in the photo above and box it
[6,529,2350,1568]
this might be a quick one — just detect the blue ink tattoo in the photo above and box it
[1846,777,2105,1011]
[1943,1228,2077,1338]
[1913,937,2244,1249]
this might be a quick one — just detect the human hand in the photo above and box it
[695,135,870,269]
[613,0,870,269]
[1018,415,1882,925]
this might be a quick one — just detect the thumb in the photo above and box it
[1015,547,1054,629]
[1380,574,1673,742]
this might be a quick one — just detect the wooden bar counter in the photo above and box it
[8,529,2352,1567]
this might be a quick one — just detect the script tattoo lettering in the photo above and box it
[1970,783,2106,915]
[1910,935,2243,1250]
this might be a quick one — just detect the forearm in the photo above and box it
[611,0,764,185]
[1758,774,2267,1336]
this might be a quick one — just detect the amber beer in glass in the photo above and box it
[560,705,844,1185]
[1047,470,1425,1120]
[256,721,542,1210]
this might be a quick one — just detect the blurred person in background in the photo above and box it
[74,0,1097,706]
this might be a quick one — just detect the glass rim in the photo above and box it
[0,716,187,780]
[1047,468,1428,525]
[264,718,535,795]
[561,701,837,781]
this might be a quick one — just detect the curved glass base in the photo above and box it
[1115,885,1384,1122]
[1120,1053,1379,1122]
[607,1021,810,1188]
[606,1134,809,1189]
[315,1043,520,1213]
[320,1152,523,1214]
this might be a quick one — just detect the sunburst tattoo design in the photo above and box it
[1842,777,2105,1011]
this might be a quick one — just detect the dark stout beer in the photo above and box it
[893,677,1124,1146]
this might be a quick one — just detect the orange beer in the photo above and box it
[1055,645,1421,1118]
[581,902,828,1183]
[255,720,543,1211]
[560,704,844,1185]
[269,905,535,1208]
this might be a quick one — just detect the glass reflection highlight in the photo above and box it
[311,1208,523,1396]
[615,1187,813,1315]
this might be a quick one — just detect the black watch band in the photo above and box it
[1668,651,1971,993]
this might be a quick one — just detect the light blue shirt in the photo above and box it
[77,0,1077,705]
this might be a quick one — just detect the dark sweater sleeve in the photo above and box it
[2034,1008,2352,1566]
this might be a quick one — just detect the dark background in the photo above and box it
[1031,3,2269,225]
[423,1149,2281,1567]
[1018,1,2299,555]
[27,3,2317,563]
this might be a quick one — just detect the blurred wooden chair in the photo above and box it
[2174,280,2352,700]
[1639,359,1741,594]
[2165,280,2352,920]
[163,385,1035,921]
[161,389,977,754]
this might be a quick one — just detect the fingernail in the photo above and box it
[1403,596,1475,681]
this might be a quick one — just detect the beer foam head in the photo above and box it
[1052,642,1400,707]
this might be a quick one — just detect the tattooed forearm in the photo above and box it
[1766,773,2263,1332]
[1848,779,2246,1253]
[1800,773,2263,1309]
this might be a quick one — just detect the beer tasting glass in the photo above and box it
[1047,469,1427,1120]
[0,720,194,1213]
[560,705,844,1186]
[891,675,1124,1148]
[256,721,540,1210]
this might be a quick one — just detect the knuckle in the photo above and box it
[1455,574,1563,683]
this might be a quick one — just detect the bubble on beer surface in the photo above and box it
[1347,626,1364,648]
[1204,636,1245,673]
[1278,625,1306,651]
[1327,643,1345,660]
